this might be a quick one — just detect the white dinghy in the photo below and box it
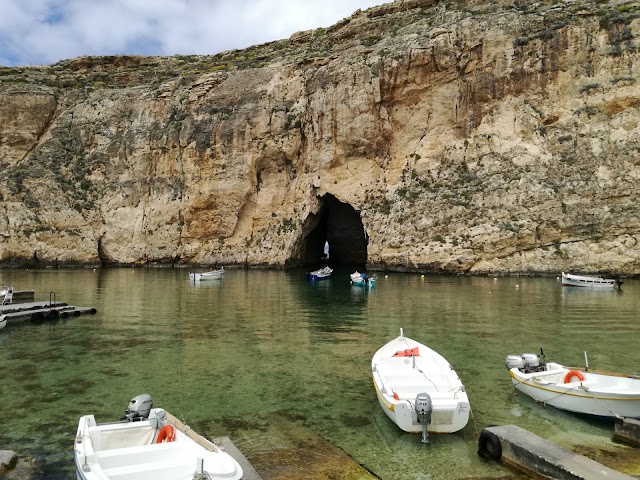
[561,272,621,289]
[371,329,470,443]
[189,267,224,282]
[74,394,243,480]
[507,350,640,419]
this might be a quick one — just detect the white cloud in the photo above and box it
[0,0,386,67]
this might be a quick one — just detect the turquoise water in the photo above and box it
[0,268,639,479]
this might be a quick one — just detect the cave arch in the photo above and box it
[289,193,368,268]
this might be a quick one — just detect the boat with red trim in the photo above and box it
[371,329,470,442]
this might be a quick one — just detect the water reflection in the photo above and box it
[0,269,638,479]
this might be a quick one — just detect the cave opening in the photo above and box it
[291,193,368,268]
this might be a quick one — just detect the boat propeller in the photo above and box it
[415,392,433,444]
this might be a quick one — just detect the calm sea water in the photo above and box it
[1,268,639,479]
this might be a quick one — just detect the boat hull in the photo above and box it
[561,272,616,289]
[510,365,640,418]
[74,409,243,480]
[189,270,224,281]
[308,267,332,281]
[372,333,469,433]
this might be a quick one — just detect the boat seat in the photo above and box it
[101,458,194,480]
[94,440,186,467]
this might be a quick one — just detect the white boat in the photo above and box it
[350,271,366,285]
[74,394,243,480]
[308,266,332,281]
[507,351,640,419]
[0,314,6,330]
[371,328,470,442]
[350,271,376,288]
[561,272,621,289]
[189,267,224,282]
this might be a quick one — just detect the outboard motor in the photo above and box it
[505,355,525,370]
[415,393,433,444]
[522,353,539,373]
[123,394,153,422]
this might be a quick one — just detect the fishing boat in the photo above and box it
[561,272,621,289]
[74,394,243,480]
[308,266,332,281]
[189,267,224,282]
[507,350,640,419]
[372,329,470,442]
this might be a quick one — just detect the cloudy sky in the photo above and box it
[0,0,387,67]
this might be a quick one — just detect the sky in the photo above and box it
[0,0,387,67]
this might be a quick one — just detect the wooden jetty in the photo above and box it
[0,299,97,327]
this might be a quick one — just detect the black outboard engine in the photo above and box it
[122,394,153,422]
[415,393,433,444]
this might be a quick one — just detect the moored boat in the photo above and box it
[507,351,640,419]
[74,394,243,480]
[350,271,376,288]
[561,272,621,289]
[189,267,224,282]
[308,266,332,281]
[372,329,470,442]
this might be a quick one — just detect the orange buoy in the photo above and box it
[155,424,175,443]
[564,370,585,384]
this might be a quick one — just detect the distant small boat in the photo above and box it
[507,351,640,419]
[372,329,470,442]
[189,267,224,282]
[561,272,621,289]
[351,271,376,288]
[308,266,332,281]
[74,394,243,480]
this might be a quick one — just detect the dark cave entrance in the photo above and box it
[293,193,368,268]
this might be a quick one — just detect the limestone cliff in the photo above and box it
[1,0,639,276]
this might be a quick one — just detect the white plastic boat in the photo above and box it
[372,329,470,442]
[507,351,640,418]
[308,266,332,281]
[74,394,243,480]
[561,272,621,289]
[0,314,6,330]
[189,267,224,282]
[350,271,376,288]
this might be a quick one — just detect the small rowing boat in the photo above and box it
[372,329,470,442]
[74,394,243,480]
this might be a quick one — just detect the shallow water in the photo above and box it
[0,268,639,479]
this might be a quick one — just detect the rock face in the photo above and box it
[0,0,639,275]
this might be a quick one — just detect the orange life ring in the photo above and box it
[155,424,175,443]
[564,370,585,384]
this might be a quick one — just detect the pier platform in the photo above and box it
[478,425,634,479]
[614,418,640,447]
[0,300,97,326]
